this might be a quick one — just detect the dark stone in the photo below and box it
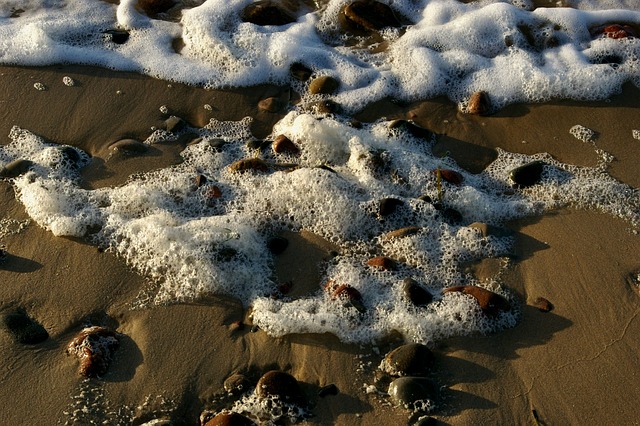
[379,197,403,216]
[309,76,340,95]
[435,169,463,186]
[328,283,366,313]
[510,160,544,187]
[258,96,285,113]
[241,1,295,26]
[267,236,289,254]
[195,174,207,187]
[104,29,129,44]
[0,159,33,178]
[388,377,438,410]
[318,383,339,397]
[246,139,265,150]
[165,115,185,133]
[314,99,340,114]
[382,343,435,376]
[3,309,48,344]
[60,146,81,164]
[272,135,299,154]
[228,158,269,173]
[466,91,491,115]
[203,412,256,426]
[388,120,433,140]
[442,207,463,225]
[443,285,511,316]
[109,139,148,153]
[533,297,553,312]
[137,0,176,16]
[468,222,512,238]
[66,326,120,377]
[343,0,402,31]
[402,278,433,307]
[290,62,312,81]
[413,417,437,426]
[417,195,432,203]
[224,373,252,395]
[349,119,363,129]
[256,370,305,405]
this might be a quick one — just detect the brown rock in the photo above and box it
[258,96,285,113]
[443,285,510,316]
[402,278,432,307]
[382,227,421,240]
[289,62,312,81]
[272,135,299,154]
[381,343,435,376]
[204,412,256,426]
[434,168,463,186]
[0,159,33,178]
[309,76,340,95]
[466,91,491,115]
[228,158,269,173]
[327,282,366,312]
[241,1,295,26]
[367,256,396,271]
[66,326,120,377]
[109,139,148,153]
[533,297,553,312]
[164,115,185,132]
[224,373,252,395]
[343,0,402,31]
[256,370,305,405]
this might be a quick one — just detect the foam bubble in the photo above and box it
[570,124,596,142]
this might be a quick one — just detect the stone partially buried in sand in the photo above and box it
[0,159,33,178]
[2,309,48,344]
[203,411,256,426]
[443,285,510,316]
[66,326,120,378]
[533,297,554,312]
[109,139,148,154]
[388,377,438,411]
[343,0,402,31]
[256,370,305,405]
[380,343,435,377]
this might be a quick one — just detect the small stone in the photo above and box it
[413,417,437,426]
[309,76,340,95]
[104,29,129,44]
[204,412,256,426]
[468,222,512,238]
[313,99,340,114]
[290,62,312,81]
[0,159,33,178]
[388,120,433,140]
[2,309,48,344]
[435,169,463,186]
[246,139,264,150]
[595,24,638,39]
[208,139,228,151]
[327,282,366,313]
[318,384,339,397]
[228,158,269,173]
[349,119,363,129]
[367,256,396,271]
[443,285,511,316]
[402,278,433,307]
[441,207,463,225]
[272,135,299,154]
[256,370,305,405]
[533,297,553,312]
[258,96,285,113]
[382,227,421,241]
[388,377,438,410]
[241,1,295,26]
[381,343,435,377]
[343,0,402,31]
[195,174,207,188]
[109,139,148,154]
[224,373,252,395]
[267,236,289,254]
[204,185,223,204]
[60,146,81,164]
[510,160,544,187]
[466,91,491,115]
[66,326,120,377]
[379,197,404,216]
[165,115,185,133]
[137,0,176,16]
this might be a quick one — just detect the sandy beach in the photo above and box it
[1,61,639,426]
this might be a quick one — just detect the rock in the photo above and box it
[109,139,148,154]
[594,24,638,39]
[104,29,129,44]
[241,1,295,26]
[204,412,256,426]
[258,96,285,113]
[0,159,33,178]
[272,135,299,154]
[267,236,289,254]
[442,207,463,225]
[224,373,252,395]
[468,222,512,238]
[382,227,421,241]
[165,115,185,133]
[510,160,544,187]
[313,99,341,114]
[206,138,228,151]
[66,326,120,377]
[256,370,305,405]
[290,62,312,81]
[388,120,433,140]
[343,0,402,31]
[309,76,340,95]
[435,169,463,186]
[137,0,175,16]
[2,309,48,344]
[379,197,403,216]
[367,256,396,271]
[318,383,339,397]
[388,377,438,410]
[413,417,437,426]
[443,285,510,316]
[402,278,433,307]
[466,91,491,115]
[60,146,81,164]
[228,158,269,173]
[381,343,435,377]
[195,174,207,188]
[327,282,366,313]
[533,297,553,312]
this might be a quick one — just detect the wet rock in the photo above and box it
[224,373,252,395]
[109,139,148,154]
[435,169,463,186]
[60,146,81,164]
[241,1,295,26]
[349,119,363,129]
[443,285,510,316]
[228,158,269,173]
[442,207,463,225]
[533,297,553,312]
[204,185,222,204]
[413,417,437,426]
[104,29,129,44]
[468,222,512,238]
[272,135,299,154]
[267,236,289,254]
[66,326,120,377]
[313,99,341,114]
[388,377,438,410]
[466,91,491,115]
[318,383,339,397]
[593,24,638,39]
[388,120,433,140]
[343,0,402,31]
[137,0,176,16]
[195,174,207,188]
[510,160,544,187]
[402,278,433,307]
[258,96,285,113]
[327,282,366,313]
[256,370,305,405]
[381,343,435,377]
[290,62,312,81]
[164,115,185,133]
[379,197,404,216]
[367,256,396,271]
[204,412,256,426]
[382,227,421,241]
[246,139,265,150]
[309,76,340,95]
[2,309,48,344]
[0,159,33,178]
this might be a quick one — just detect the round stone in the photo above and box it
[510,161,545,187]
[402,278,433,307]
[379,197,403,216]
[241,1,295,26]
[388,377,438,410]
[443,285,511,316]
[267,236,289,254]
[381,343,435,377]
[256,370,304,405]
[204,412,256,426]
[308,76,340,95]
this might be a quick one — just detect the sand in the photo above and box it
[1,64,639,425]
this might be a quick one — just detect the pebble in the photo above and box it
[441,207,463,225]
[66,326,120,377]
[466,91,491,115]
[388,377,438,410]
[224,373,252,395]
[2,309,48,344]
[272,135,299,154]
[241,1,295,26]
[435,169,463,186]
[137,0,175,16]
[468,222,512,238]
[318,383,339,397]
[593,24,638,39]
[308,76,340,95]
[510,160,544,187]
[413,417,437,426]
[0,159,34,178]
[60,146,81,164]
[313,99,340,114]
[258,96,285,113]
[533,297,553,312]
[195,174,207,188]
[208,138,228,151]
[367,256,396,271]
[379,197,404,216]
[104,29,129,44]
[289,62,312,81]
[203,412,256,426]
[382,227,421,241]
[109,139,148,154]
[402,278,433,307]
[381,343,435,377]
[267,236,289,254]
[327,282,366,313]
[388,120,433,140]
[343,0,402,31]
[443,285,510,316]
[228,158,269,173]
[165,115,185,133]
[255,370,305,405]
